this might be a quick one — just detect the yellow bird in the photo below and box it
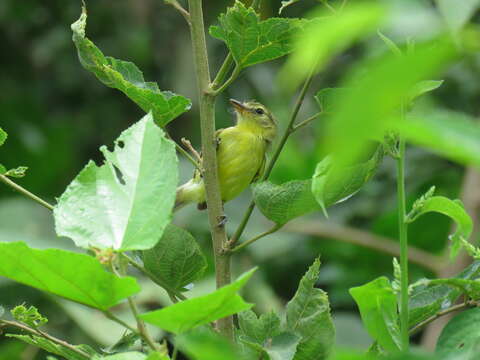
[175,99,277,210]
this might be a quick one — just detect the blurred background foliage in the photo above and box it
[0,0,479,358]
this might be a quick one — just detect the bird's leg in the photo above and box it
[181,137,202,164]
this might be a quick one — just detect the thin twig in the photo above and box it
[0,319,91,359]
[165,0,191,25]
[181,137,202,164]
[103,310,139,335]
[229,224,283,253]
[211,53,234,90]
[127,297,159,351]
[0,174,54,211]
[165,132,201,169]
[291,112,322,133]
[228,66,317,247]
[284,221,442,273]
[121,253,186,301]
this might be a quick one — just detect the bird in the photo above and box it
[175,99,277,211]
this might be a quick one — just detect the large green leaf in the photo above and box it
[408,261,480,328]
[398,110,480,167]
[406,188,473,259]
[280,3,385,89]
[54,113,178,251]
[209,1,307,69]
[286,258,335,360]
[320,36,456,164]
[436,308,480,358]
[0,242,140,310]
[252,180,320,225]
[424,278,480,301]
[312,146,384,216]
[141,224,207,292]
[241,333,301,360]
[349,277,401,352]
[140,269,255,334]
[6,335,97,360]
[71,6,190,126]
[436,0,480,32]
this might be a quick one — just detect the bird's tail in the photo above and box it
[174,179,205,211]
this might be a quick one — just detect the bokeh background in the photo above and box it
[1,0,479,358]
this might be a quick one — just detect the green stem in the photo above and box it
[211,53,234,90]
[127,297,159,351]
[0,319,91,359]
[230,224,283,253]
[396,136,409,352]
[103,310,139,335]
[173,140,202,170]
[291,112,322,133]
[0,174,54,211]
[188,0,233,340]
[211,64,241,96]
[229,66,317,247]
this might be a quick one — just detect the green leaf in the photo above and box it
[312,146,384,216]
[252,180,320,225]
[141,224,207,292]
[238,310,282,345]
[424,278,480,301]
[0,242,140,310]
[280,3,385,89]
[408,80,444,103]
[286,258,335,360]
[140,269,256,334]
[377,31,402,56]
[398,109,480,167]
[241,333,301,360]
[408,261,480,328]
[314,88,350,114]
[209,1,308,69]
[71,6,190,126]
[94,352,149,360]
[177,327,241,360]
[349,277,401,352]
[4,166,28,178]
[406,189,473,259]
[54,113,178,251]
[11,305,48,328]
[436,0,480,32]
[436,308,480,358]
[6,334,98,360]
[0,127,6,146]
[320,36,456,164]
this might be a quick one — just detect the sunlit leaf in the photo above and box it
[321,36,456,163]
[252,180,320,224]
[312,145,384,216]
[71,6,190,126]
[349,277,401,352]
[286,258,335,360]
[399,109,480,167]
[210,1,308,69]
[54,113,178,251]
[436,308,480,358]
[406,188,473,259]
[408,80,444,103]
[141,224,207,292]
[0,242,140,310]
[280,3,385,89]
[140,269,255,334]
[177,327,241,360]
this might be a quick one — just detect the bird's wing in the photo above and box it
[251,154,266,183]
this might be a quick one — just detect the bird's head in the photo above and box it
[229,99,277,143]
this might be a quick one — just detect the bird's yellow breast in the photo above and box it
[217,126,266,202]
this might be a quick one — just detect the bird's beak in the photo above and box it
[229,99,247,113]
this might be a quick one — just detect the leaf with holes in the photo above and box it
[141,224,207,292]
[0,242,140,310]
[71,6,190,126]
[54,113,178,251]
[209,1,308,69]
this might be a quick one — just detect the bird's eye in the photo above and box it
[255,108,264,115]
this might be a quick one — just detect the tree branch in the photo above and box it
[164,0,191,25]
[284,220,443,273]
[188,0,233,339]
